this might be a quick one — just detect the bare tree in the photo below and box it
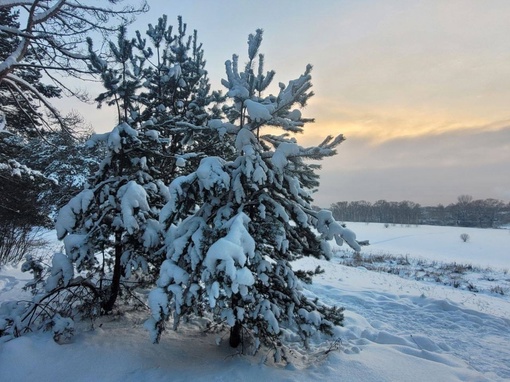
[460,233,470,242]
[457,194,473,205]
[0,0,148,135]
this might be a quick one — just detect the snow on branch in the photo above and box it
[55,189,95,239]
[118,181,150,235]
[204,213,256,305]
[245,99,274,122]
[0,38,26,76]
[3,74,64,125]
[316,210,361,253]
[45,252,74,291]
[0,1,34,7]
[32,0,66,24]
[196,157,231,191]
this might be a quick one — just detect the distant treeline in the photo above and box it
[329,195,510,228]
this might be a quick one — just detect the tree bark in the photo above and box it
[229,321,242,348]
[102,231,123,313]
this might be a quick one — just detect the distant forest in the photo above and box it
[329,195,510,228]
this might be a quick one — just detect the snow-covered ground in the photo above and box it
[1,224,509,381]
[348,222,509,269]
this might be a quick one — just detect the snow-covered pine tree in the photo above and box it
[52,18,226,314]
[53,26,169,313]
[88,25,143,124]
[147,30,360,359]
[0,1,151,341]
[133,15,228,183]
[137,15,215,125]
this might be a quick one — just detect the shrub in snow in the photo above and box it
[51,314,75,344]
[0,253,101,342]
[147,30,360,361]
[460,233,470,242]
[490,285,506,295]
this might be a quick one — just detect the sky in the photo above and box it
[55,0,510,207]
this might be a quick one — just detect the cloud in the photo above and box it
[300,98,510,146]
[295,0,510,146]
[314,124,510,206]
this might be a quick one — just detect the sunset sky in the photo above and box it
[58,0,510,207]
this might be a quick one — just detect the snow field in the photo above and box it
[346,222,509,269]
[1,224,509,381]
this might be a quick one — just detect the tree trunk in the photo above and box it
[102,231,123,313]
[229,321,242,348]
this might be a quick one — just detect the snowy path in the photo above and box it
[299,258,510,381]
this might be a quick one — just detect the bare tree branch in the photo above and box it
[0,0,149,134]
